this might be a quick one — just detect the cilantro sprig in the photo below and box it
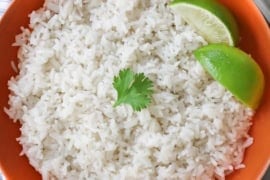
[113,68,154,111]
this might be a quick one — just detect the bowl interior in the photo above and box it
[0,0,270,179]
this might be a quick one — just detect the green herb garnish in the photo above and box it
[113,68,154,111]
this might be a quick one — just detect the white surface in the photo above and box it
[255,0,270,23]
[0,0,10,18]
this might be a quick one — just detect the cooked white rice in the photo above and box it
[5,0,254,179]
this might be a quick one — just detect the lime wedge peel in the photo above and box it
[194,44,265,109]
[169,0,239,46]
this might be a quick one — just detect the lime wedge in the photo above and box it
[194,44,264,109]
[170,0,239,46]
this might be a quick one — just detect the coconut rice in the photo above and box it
[5,0,254,179]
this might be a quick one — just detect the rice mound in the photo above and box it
[5,0,254,179]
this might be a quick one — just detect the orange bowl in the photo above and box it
[0,0,269,179]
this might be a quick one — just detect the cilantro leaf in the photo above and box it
[113,68,154,111]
